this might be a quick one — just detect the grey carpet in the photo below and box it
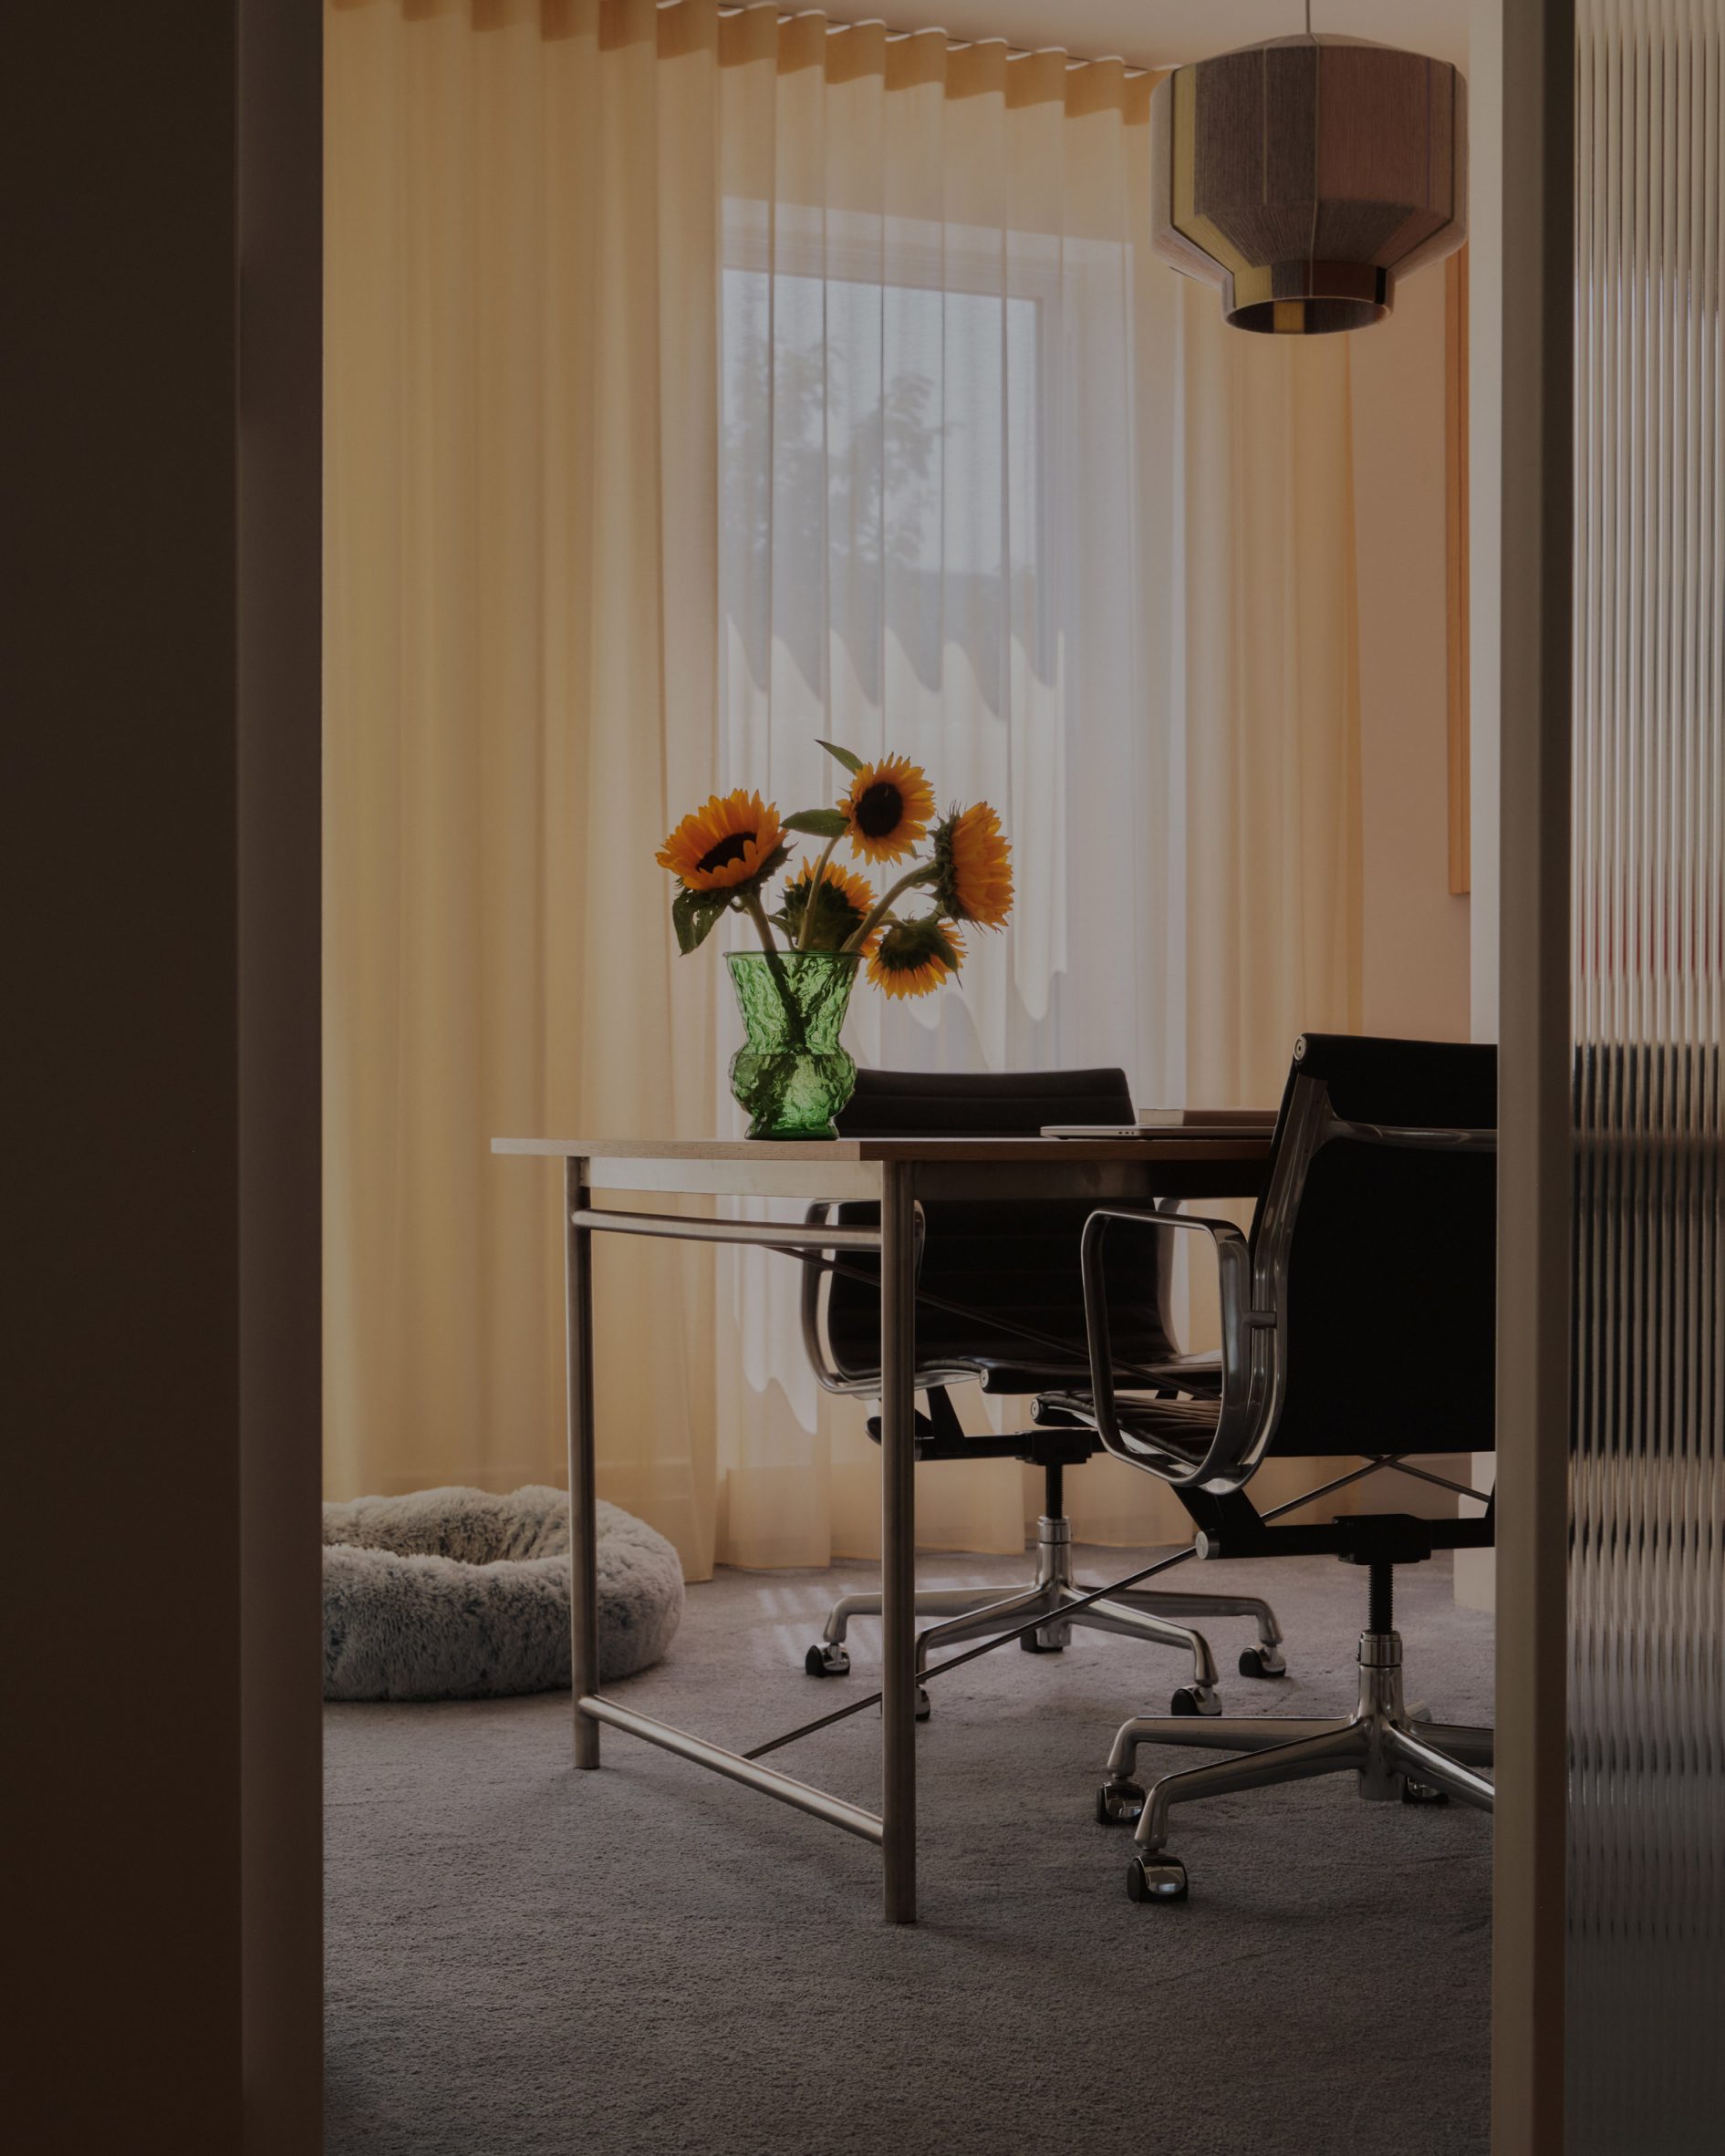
[326,1545,1493,2156]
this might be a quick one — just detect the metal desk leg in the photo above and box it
[566,1156,600,1769]
[879,1162,918,1922]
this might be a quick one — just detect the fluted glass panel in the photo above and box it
[1570,5,1723,2149]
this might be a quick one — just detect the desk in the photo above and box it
[493,1133,1271,1923]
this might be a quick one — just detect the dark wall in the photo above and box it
[239,0,325,2148]
[5,3,322,2148]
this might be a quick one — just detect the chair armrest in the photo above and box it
[1076,1208,1269,1492]
[799,1203,851,1392]
[798,1203,962,1398]
[1329,1118,1497,1152]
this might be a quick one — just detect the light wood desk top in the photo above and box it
[492,1130,1273,1202]
[492,1133,1272,1163]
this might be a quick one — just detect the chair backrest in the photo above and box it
[1259,1033,1498,1459]
[823,1068,1177,1388]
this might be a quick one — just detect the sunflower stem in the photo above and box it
[740,890,814,1052]
[740,890,780,956]
[796,834,841,949]
[844,865,934,953]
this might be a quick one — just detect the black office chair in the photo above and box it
[1044,1033,1498,1902]
[798,1066,1287,1717]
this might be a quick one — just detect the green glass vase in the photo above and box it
[725,950,860,1140]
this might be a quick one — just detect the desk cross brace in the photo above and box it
[550,1145,1271,1926]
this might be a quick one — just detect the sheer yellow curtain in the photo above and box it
[324,0,725,1570]
[324,0,1364,1572]
[707,13,1361,1559]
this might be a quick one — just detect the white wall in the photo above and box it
[1345,241,1476,1516]
[1456,0,1503,1613]
[1351,266,1472,1047]
[1468,0,1503,1049]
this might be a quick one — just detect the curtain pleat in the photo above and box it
[327,0,724,1570]
[325,0,1366,1570]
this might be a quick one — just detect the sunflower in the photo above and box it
[657,789,786,893]
[930,801,1013,929]
[837,753,936,865]
[775,859,880,954]
[867,915,965,1000]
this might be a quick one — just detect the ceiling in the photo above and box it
[796,2,1472,73]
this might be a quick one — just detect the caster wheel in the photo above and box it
[915,1685,931,1722]
[1020,1630,1065,1653]
[1238,1645,1288,1679]
[1401,1778,1450,1805]
[1169,1684,1221,1717]
[1095,1778,1146,1826]
[1126,1855,1189,1904]
[805,1643,850,1678]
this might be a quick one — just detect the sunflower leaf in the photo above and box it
[783,808,849,837]
[816,739,864,775]
[671,886,732,956]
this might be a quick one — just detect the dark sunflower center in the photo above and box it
[854,782,904,837]
[697,831,755,873]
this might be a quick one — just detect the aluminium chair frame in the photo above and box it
[798,1199,1284,1716]
[1044,1071,1499,1902]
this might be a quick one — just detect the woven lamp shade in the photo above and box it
[1150,36,1466,334]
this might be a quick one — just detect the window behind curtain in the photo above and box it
[722,269,1049,719]
[718,201,1161,1083]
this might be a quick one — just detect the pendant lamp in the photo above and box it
[1149,26,1466,334]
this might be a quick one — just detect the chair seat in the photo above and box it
[1039,1387,1220,1475]
[972,1353,1104,1393]
[1034,1345,1226,1475]
[971,1348,1223,1396]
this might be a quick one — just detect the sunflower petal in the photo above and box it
[658,787,787,894]
[930,800,1013,928]
[838,752,937,864]
[865,912,964,997]
[776,856,879,953]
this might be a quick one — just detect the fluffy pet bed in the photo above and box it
[322,1484,684,1702]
